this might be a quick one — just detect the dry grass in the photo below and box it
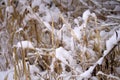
[0,0,120,80]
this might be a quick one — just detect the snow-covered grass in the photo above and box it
[0,0,120,80]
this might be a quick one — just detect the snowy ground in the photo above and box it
[0,0,120,80]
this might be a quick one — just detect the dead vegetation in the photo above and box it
[0,0,120,80]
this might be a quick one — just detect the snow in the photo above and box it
[80,66,95,79]
[0,69,14,80]
[97,57,104,65]
[43,0,52,4]
[71,37,74,51]
[32,0,41,8]
[80,29,120,78]
[90,76,98,80]
[74,19,79,27]
[100,31,108,37]
[63,35,71,49]
[39,3,47,13]
[114,5,120,11]
[57,24,72,49]
[75,66,83,73]
[6,6,14,13]
[91,13,97,19]
[43,21,52,31]
[30,65,40,76]
[0,0,120,80]
[57,72,72,80]
[55,47,76,66]
[16,41,34,49]
[88,48,96,56]
[104,29,120,56]
[82,9,97,28]
[82,9,91,22]
[96,29,120,67]
[42,6,60,22]
[16,28,23,33]
[50,57,56,72]
[117,30,120,40]
[106,35,116,50]
[73,27,81,39]
[19,0,27,5]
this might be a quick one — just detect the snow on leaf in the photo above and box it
[104,30,120,56]
[96,57,104,65]
[80,66,95,79]
[16,41,34,49]
[106,33,117,50]
[82,9,91,22]
[55,47,76,66]
[73,27,81,40]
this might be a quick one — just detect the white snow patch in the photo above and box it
[0,69,14,80]
[56,29,62,40]
[100,31,108,37]
[42,7,60,22]
[73,27,81,39]
[82,9,91,22]
[32,0,41,8]
[30,65,40,74]
[6,6,14,14]
[57,24,72,49]
[55,47,76,66]
[43,0,52,4]
[16,41,34,49]
[39,3,47,13]
[74,19,79,27]
[104,30,120,56]
[57,72,72,80]
[71,37,74,51]
[63,35,71,49]
[114,5,120,11]
[82,9,97,28]
[97,57,104,65]
[91,76,98,80]
[91,12,97,19]
[50,57,56,72]
[80,66,95,79]
[106,32,117,50]
[19,0,27,5]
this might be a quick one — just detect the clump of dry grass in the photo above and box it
[0,0,120,80]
